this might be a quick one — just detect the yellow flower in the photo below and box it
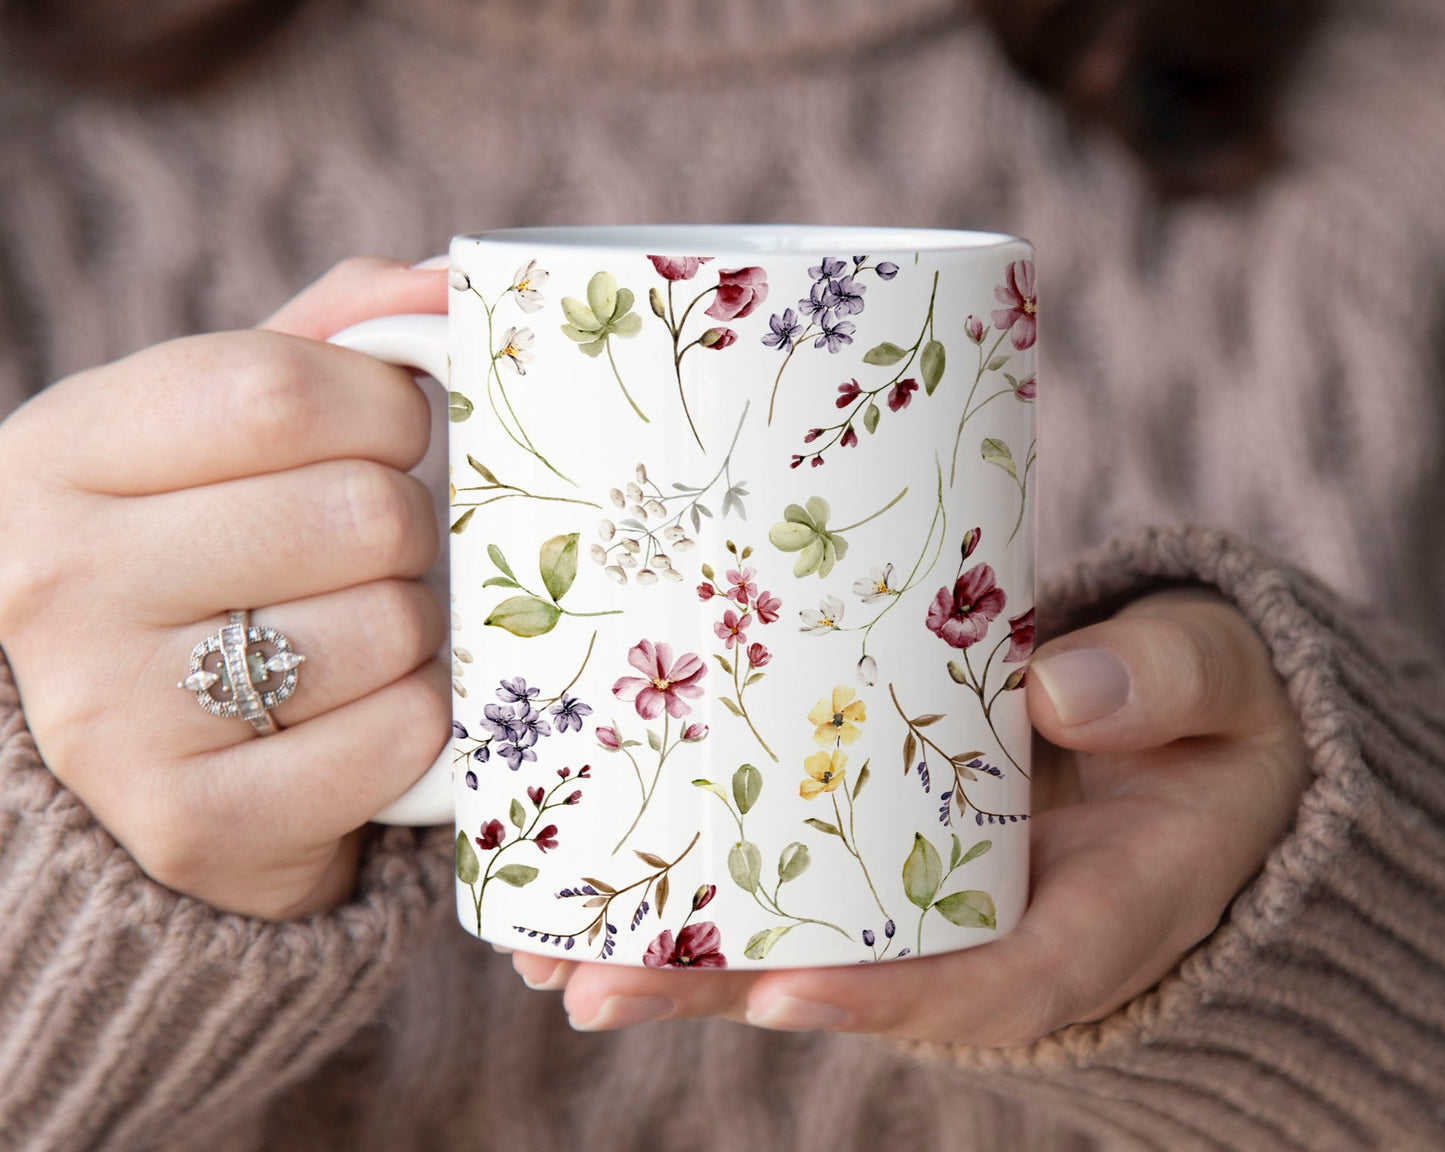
[800,749,847,800]
[808,685,866,747]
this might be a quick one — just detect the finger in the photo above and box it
[187,657,451,849]
[259,256,446,340]
[1027,590,1288,752]
[560,963,757,1032]
[738,804,1216,1046]
[511,952,579,991]
[33,329,432,495]
[111,459,439,621]
[165,579,446,755]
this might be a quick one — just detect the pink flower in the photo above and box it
[1004,607,1035,663]
[648,255,713,281]
[991,260,1037,350]
[964,314,985,343]
[790,455,805,469]
[835,379,862,408]
[803,428,823,443]
[612,639,708,720]
[726,567,757,606]
[642,922,728,969]
[960,526,981,562]
[753,590,781,624]
[1015,374,1037,400]
[697,582,716,601]
[475,819,505,852]
[535,824,559,852]
[692,884,716,911]
[596,726,620,750]
[926,563,1007,650]
[888,377,918,412]
[527,785,545,807]
[714,609,752,650]
[701,327,737,349]
[810,455,824,468]
[840,426,859,449]
[705,267,768,321]
[747,641,771,668]
[682,722,709,742]
[563,790,583,805]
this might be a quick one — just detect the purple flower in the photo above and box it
[814,319,855,353]
[497,677,538,703]
[480,702,524,743]
[809,257,847,282]
[464,770,479,790]
[875,261,900,280]
[498,742,537,771]
[798,280,834,325]
[762,308,803,350]
[452,721,469,740]
[549,693,593,733]
[472,745,490,764]
[823,275,866,317]
[513,703,552,745]
[862,928,875,947]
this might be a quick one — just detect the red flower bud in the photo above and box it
[692,883,717,911]
[697,582,716,601]
[527,785,545,807]
[700,326,738,349]
[802,428,822,443]
[810,455,825,467]
[841,426,859,449]
[596,726,620,750]
[961,527,981,561]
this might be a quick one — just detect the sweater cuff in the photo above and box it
[0,650,454,1151]
[903,525,1445,1151]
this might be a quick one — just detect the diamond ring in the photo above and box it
[178,610,306,735]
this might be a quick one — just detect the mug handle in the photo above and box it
[329,314,455,826]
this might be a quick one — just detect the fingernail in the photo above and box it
[746,996,850,1032]
[522,962,575,992]
[491,944,513,955]
[1031,648,1130,725]
[410,254,449,270]
[569,995,673,1032]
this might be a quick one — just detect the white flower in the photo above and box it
[857,655,878,686]
[498,327,535,374]
[800,595,845,634]
[645,499,667,519]
[447,266,471,292]
[625,482,644,504]
[509,260,549,312]
[609,488,627,508]
[597,519,616,542]
[635,463,649,484]
[590,543,608,565]
[662,567,684,582]
[662,525,687,544]
[604,565,627,584]
[853,563,895,603]
[636,569,659,586]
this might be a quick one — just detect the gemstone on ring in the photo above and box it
[179,611,305,734]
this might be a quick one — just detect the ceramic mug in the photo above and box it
[332,225,1036,968]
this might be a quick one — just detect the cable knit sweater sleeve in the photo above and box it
[907,526,1445,1151]
[0,658,454,1151]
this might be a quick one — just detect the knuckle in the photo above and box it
[126,798,212,894]
[228,335,323,454]
[354,581,438,673]
[390,662,452,742]
[1148,614,1234,729]
[330,461,418,571]
[0,548,65,637]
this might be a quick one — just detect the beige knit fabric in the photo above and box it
[1,0,1444,1149]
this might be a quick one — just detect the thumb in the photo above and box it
[1026,589,1286,752]
[259,256,447,340]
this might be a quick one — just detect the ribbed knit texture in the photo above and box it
[1,0,1444,1149]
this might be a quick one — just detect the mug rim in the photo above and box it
[454,223,1028,257]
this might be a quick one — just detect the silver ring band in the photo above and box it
[179,610,306,735]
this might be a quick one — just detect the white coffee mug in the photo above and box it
[333,225,1036,968]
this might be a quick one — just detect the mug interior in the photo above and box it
[458,223,1022,256]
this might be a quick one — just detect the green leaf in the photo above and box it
[921,339,946,395]
[448,391,474,423]
[852,761,871,799]
[455,830,480,885]
[728,840,762,894]
[509,798,526,830]
[804,495,831,528]
[981,437,1018,480]
[612,311,643,338]
[538,532,580,602]
[714,653,734,675]
[494,864,540,889]
[777,841,811,883]
[487,544,517,581]
[947,660,969,684]
[467,455,500,484]
[450,507,476,535]
[744,924,794,961]
[647,728,662,752]
[560,296,600,331]
[949,833,963,870]
[578,338,607,358]
[987,355,1009,372]
[783,501,817,528]
[863,341,908,366]
[482,576,520,589]
[587,271,619,325]
[863,402,881,434]
[804,817,842,838]
[903,833,942,910]
[733,763,763,815]
[719,696,743,717]
[958,839,993,867]
[768,521,814,552]
[933,889,996,929]
[484,596,561,638]
[613,287,636,321]
[744,671,766,687]
[691,778,732,806]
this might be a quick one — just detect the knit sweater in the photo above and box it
[1,1,1444,1150]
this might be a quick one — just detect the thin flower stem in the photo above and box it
[455,489,602,512]
[853,459,947,663]
[950,329,1011,486]
[962,386,1014,425]
[606,339,650,422]
[664,281,708,452]
[537,632,597,709]
[834,485,909,534]
[1006,440,1036,545]
[612,715,673,854]
[767,333,810,425]
[732,653,779,762]
[832,790,889,921]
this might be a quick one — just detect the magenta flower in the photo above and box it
[706,267,768,321]
[642,922,728,969]
[964,314,985,344]
[926,563,1007,649]
[563,790,582,805]
[527,785,545,807]
[714,609,752,650]
[754,590,781,624]
[835,379,862,409]
[596,726,620,750]
[1016,374,1037,400]
[697,582,716,601]
[648,255,713,281]
[840,426,859,449]
[475,819,506,852]
[692,884,717,911]
[888,377,919,412]
[701,327,738,349]
[991,260,1037,350]
[612,639,708,720]
[535,824,559,853]
[726,567,758,606]
[682,722,709,743]
[747,641,772,668]
[1004,607,1035,663]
